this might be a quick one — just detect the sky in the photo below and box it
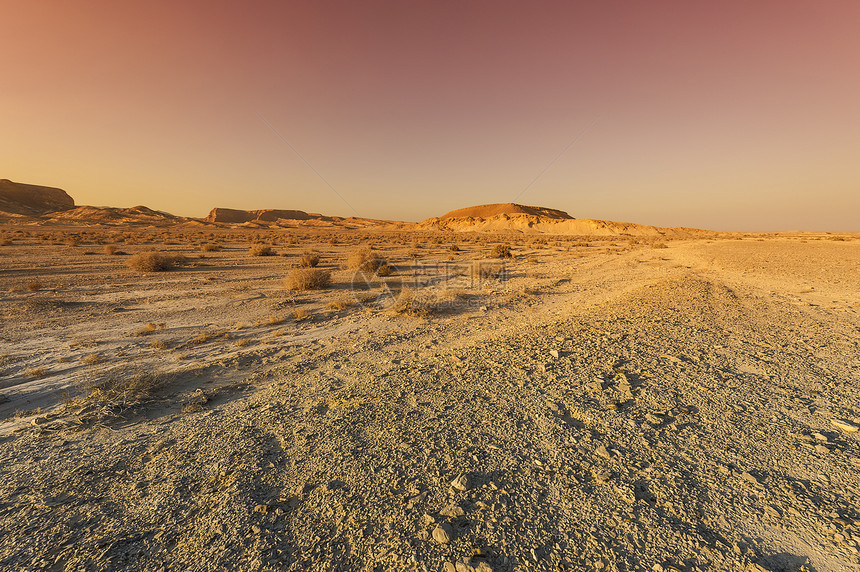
[2,0,860,231]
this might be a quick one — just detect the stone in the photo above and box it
[831,419,859,433]
[440,505,465,517]
[433,523,454,544]
[451,474,470,491]
[442,563,456,572]
[550,350,560,359]
[596,445,611,459]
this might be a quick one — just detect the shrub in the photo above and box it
[298,252,320,268]
[473,261,506,280]
[327,298,355,311]
[200,243,221,252]
[26,367,48,378]
[127,251,188,272]
[134,322,165,336]
[249,244,276,257]
[490,244,512,259]
[81,353,103,365]
[26,281,43,292]
[292,308,312,322]
[346,247,385,272]
[284,268,332,291]
[104,245,118,255]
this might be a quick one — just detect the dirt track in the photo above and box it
[1,234,859,571]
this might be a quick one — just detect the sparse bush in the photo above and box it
[490,244,512,259]
[127,251,188,272]
[449,244,460,252]
[473,261,506,280]
[26,281,43,292]
[134,322,165,336]
[249,244,276,257]
[81,368,167,401]
[104,245,118,255]
[200,243,221,252]
[26,367,48,378]
[81,353,103,365]
[346,247,386,272]
[650,241,668,249]
[298,252,320,267]
[284,268,332,291]
[235,339,251,348]
[327,298,355,311]
[149,339,168,350]
[390,288,436,317]
[292,308,312,322]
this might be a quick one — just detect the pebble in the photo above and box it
[550,350,560,359]
[432,523,454,544]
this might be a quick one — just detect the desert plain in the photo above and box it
[1,211,859,572]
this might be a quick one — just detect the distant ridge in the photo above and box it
[0,179,75,216]
[205,207,323,224]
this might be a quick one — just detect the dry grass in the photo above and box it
[389,288,436,317]
[235,339,251,348]
[248,244,276,256]
[326,297,355,311]
[26,367,48,378]
[490,243,513,259]
[79,368,168,404]
[473,261,506,280]
[104,244,118,255]
[149,339,169,350]
[200,243,221,252]
[81,353,103,365]
[25,281,44,292]
[127,251,188,272]
[298,252,321,267]
[346,247,386,272]
[134,322,165,336]
[284,268,332,291]
[292,308,312,322]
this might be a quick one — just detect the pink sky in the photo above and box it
[2,0,859,230]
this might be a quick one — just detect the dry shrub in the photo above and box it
[26,367,48,378]
[284,268,332,291]
[81,353,103,365]
[267,316,283,326]
[490,243,512,259]
[292,308,312,322]
[390,288,436,317]
[327,297,355,311]
[134,322,165,336]
[473,261,506,280]
[81,368,168,402]
[249,244,276,257]
[235,339,251,348]
[127,251,188,272]
[649,241,668,249]
[104,245,118,255]
[298,252,320,267]
[200,243,221,252]
[26,281,43,292]
[149,339,168,350]
[346,247,386,272]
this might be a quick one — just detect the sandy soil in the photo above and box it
[0,228,858,571]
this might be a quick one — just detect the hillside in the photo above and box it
[0,179,75,216]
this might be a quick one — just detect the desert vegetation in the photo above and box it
[284,267,332,291]
[127,250,188,272]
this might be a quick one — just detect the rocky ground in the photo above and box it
[0,230,858,571]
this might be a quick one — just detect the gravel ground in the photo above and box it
[0,234,858,571]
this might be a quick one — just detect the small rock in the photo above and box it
[815,444,829,454]
[813,432,828,442]
[831,419,859,433]
[433,523,454,544]
[451,474,470,491]
[442,563,456,572]
[253,504,268,514]
[740,472,759,485]
[440,505,465,517]
[596,445,611,459]
[550,350,560,359]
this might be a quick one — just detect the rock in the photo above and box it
[740,472,759,485]
[451,474,470,491]
[442,563,456,572]
[813,432,828,442]
[596,445,611,459]
[550,350,560,359]
[433,523,454,544]
[831,419,859,433]
[440,505,466,517]
[815,444,829,454]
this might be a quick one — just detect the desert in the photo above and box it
[0,181,858,572]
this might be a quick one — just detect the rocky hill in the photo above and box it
[423,202,708,236]
[0,179,75,216]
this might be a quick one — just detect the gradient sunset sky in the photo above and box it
[3,1,859,230]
